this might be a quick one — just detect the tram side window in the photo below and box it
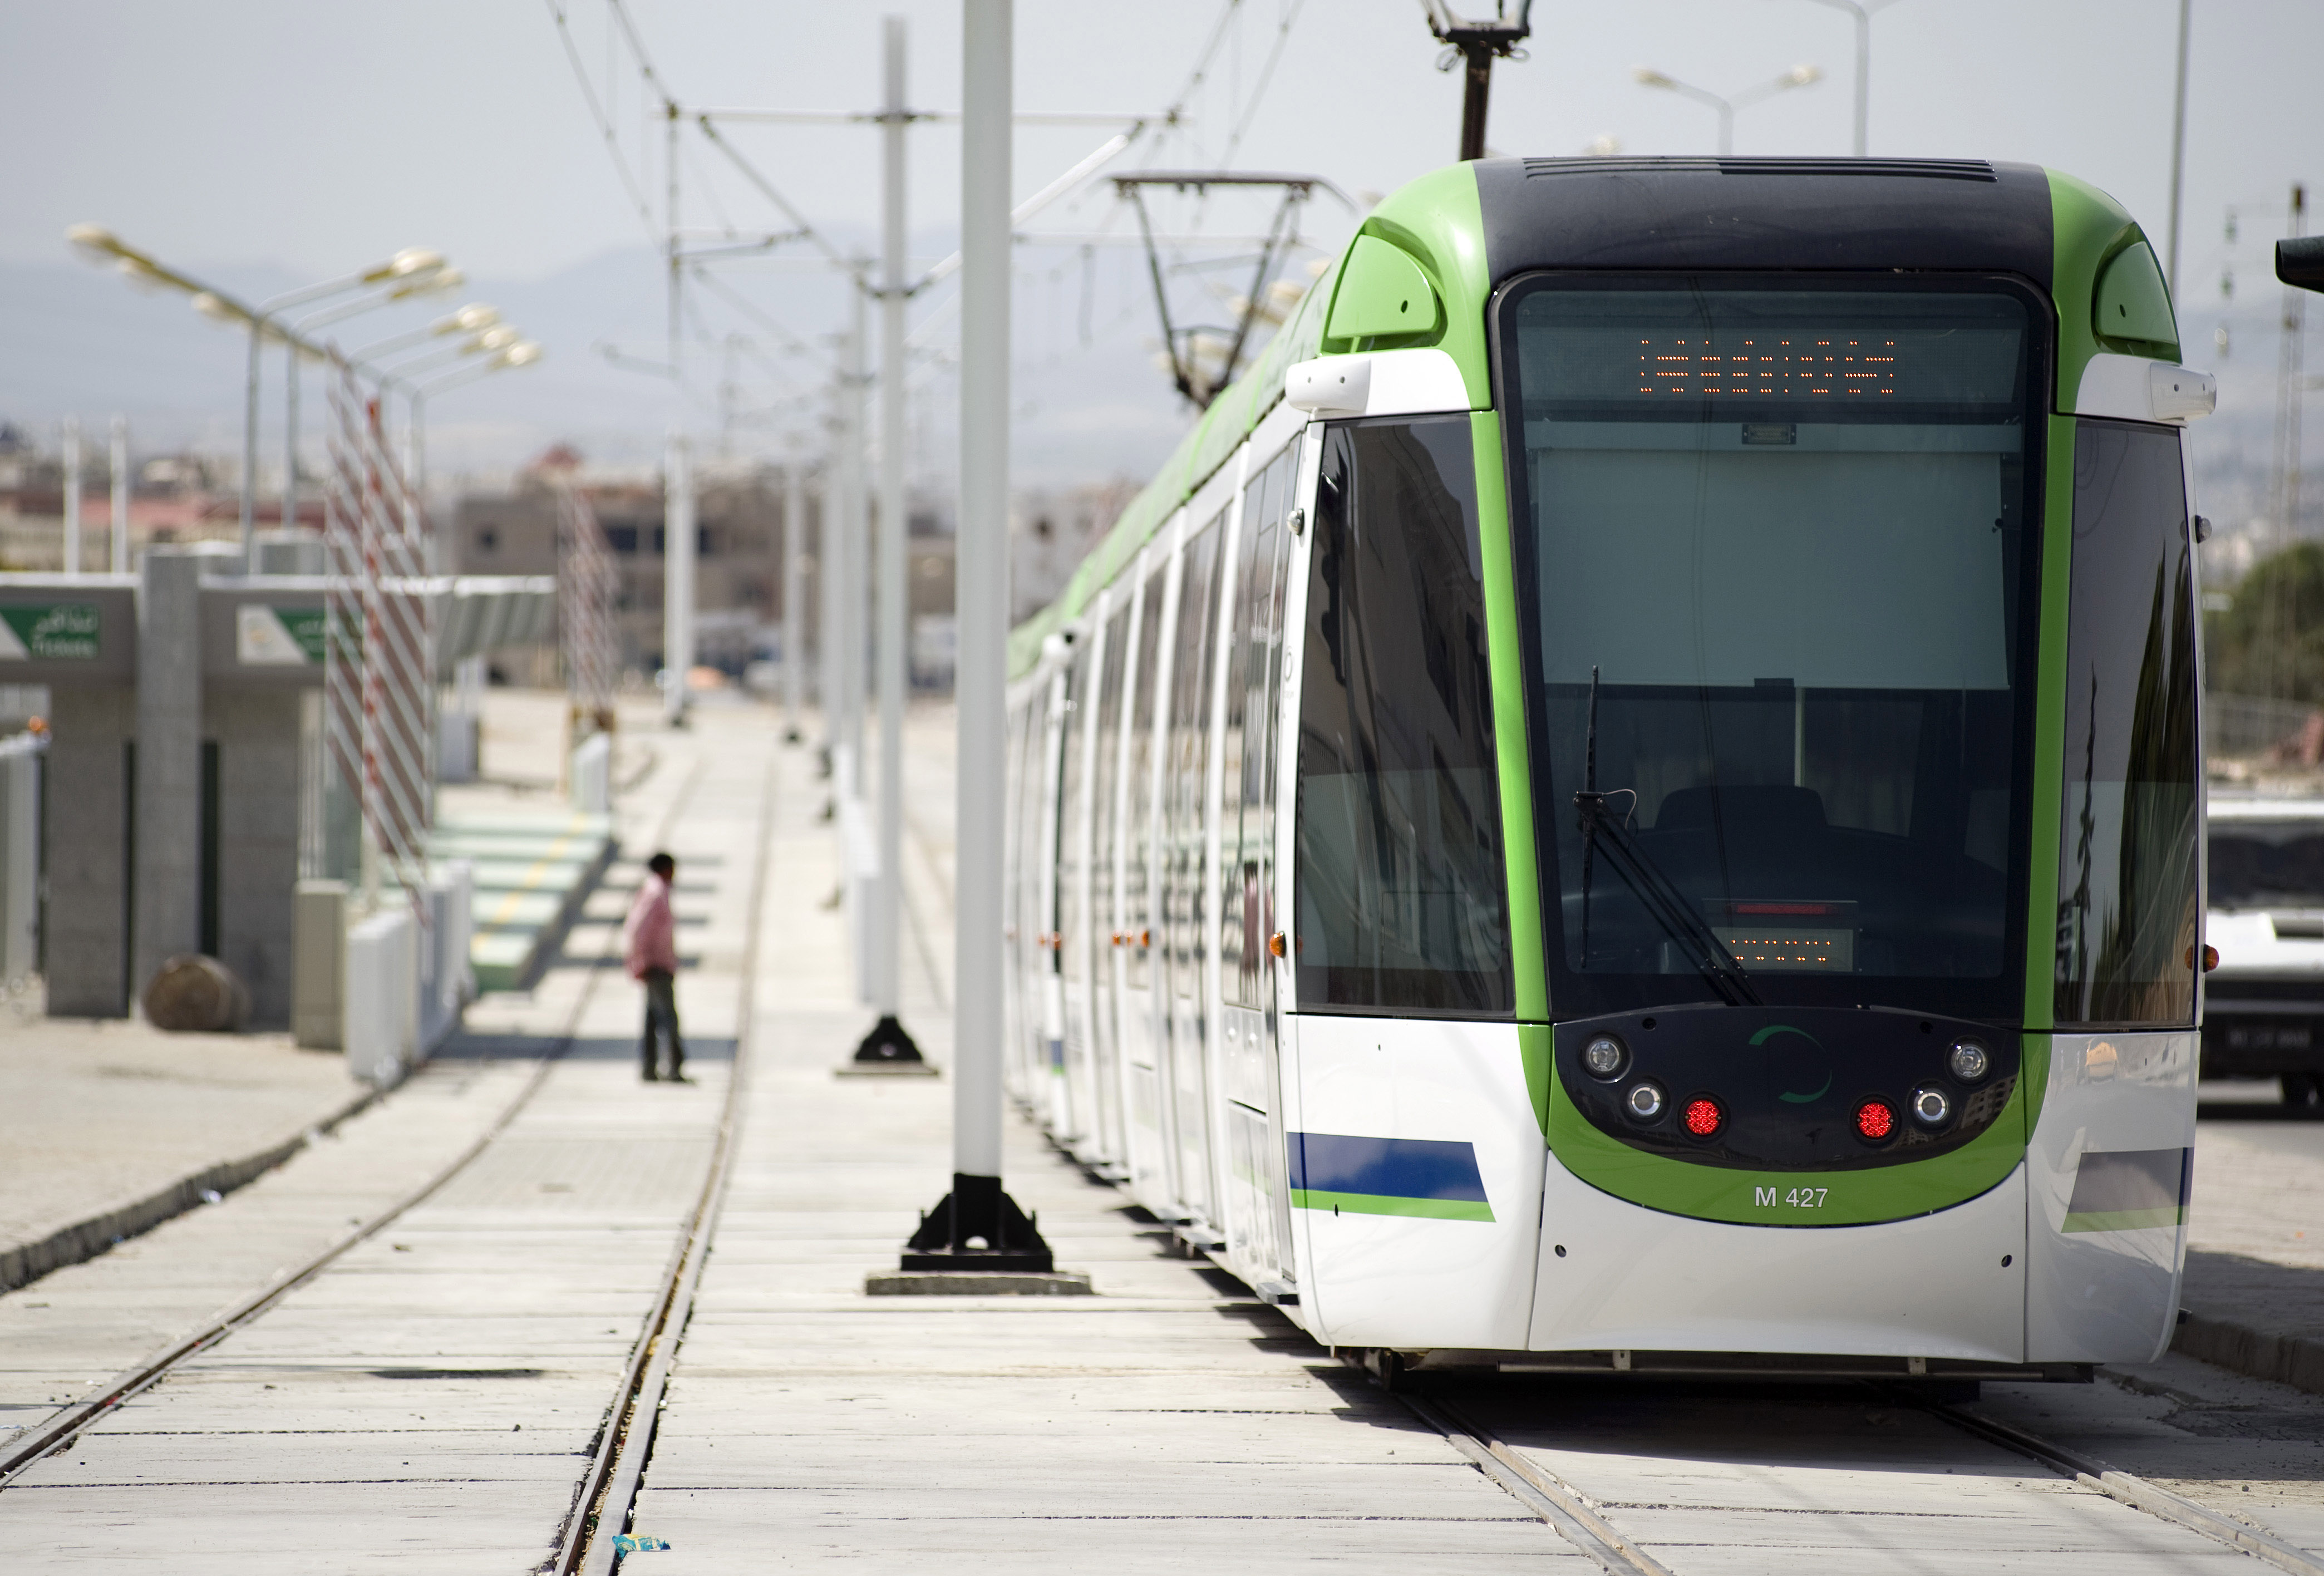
[1124,560,1170,952]
[1223,447,1294,1008]
[2055,420,2199,1028]
[1168,521,1224,993]
[1057,638,1090,991]
[1296,418,1511,1014]
[1090,603,1128,966]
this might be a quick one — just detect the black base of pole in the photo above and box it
[900,1171,1053,1272]
[852,1012,924,1065]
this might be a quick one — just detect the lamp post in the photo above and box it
[1633,63,1823,157]
[64,226,451,565]
[109,416,129,574]
[60,417,81,575]
[282,268,464,549]
[1793,0,1907,157]
[371,336,539,541]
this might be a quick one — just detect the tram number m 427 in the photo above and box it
[1756,1186,1829,1209]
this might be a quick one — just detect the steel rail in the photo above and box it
[1391,1360,2324,1576]
[1921,1393,2324,1575]
[1394,1388,1673,1576]
[552,743,780,1575]
[0,756,708,1488]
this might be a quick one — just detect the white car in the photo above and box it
[2204,792,2324,1105]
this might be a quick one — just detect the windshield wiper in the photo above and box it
[1574,792,1760,1006]
[1573,677,1759,1007]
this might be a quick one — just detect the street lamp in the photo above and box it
[65,225,454,565]
[385,341,543,540]
[282,269,463,539]
[1791,0,1908,157]
[1633,63,1823,157]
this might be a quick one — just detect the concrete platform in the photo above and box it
[0,1013,373,1295]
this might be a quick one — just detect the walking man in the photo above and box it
[624,851,685,1082]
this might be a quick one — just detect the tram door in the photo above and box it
[1164,518,1225,1225]
[1218,441,1303,1283]
[1084,603,1130,1170]
[1119,552,1174,1203]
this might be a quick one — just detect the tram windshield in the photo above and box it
[1501,281,2042,1019]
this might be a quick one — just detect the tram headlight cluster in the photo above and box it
[1582,1034,1629,1080]
[1947,1038,1992,1083]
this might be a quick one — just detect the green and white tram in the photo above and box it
[1002,156,2214,1379]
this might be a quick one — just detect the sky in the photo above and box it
[1,0,2319,518]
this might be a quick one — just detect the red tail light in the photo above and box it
[1855,1099,1897,1141]
[1682,1097,1724,1137]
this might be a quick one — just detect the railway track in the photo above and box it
[0,748,748,1574]
[550,743,775,1575]
[1391,1366,2324,1575]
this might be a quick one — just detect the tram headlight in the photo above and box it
[1582,1034,1628,1080]
[1947,1039,1991,1083]
[1911,1086,1952,1129]
[1854,1097,1897,1142]
[1681,1096,1724,1138]
[1624,1080,1667,1122]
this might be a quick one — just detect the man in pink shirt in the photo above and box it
[623,851,684,1081]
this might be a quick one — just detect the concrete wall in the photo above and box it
[43,683,131,1016]
[208,684,301,1027]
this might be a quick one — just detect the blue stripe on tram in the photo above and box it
[1288,1133,1489,1202]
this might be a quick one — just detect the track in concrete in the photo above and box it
[1393,1367,2324,1573]
[554,736,774,1576]
[0,756,717,1499]
[0,718,773,1573]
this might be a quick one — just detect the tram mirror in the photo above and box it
[2279,237,2324,293]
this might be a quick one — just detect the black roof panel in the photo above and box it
[1473,156,2053,287]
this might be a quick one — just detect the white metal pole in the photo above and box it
[60,417,81,575]
[956,0,1012,1183]
[872,13,910,1027]
[2165,0,2192,289]
[241,322,262,567]
[820,388,844,755]
[108,416,127,573]
[1851,6,1868,157]
[283,342,301,552]
[843,282,870,771]
[664,431,697,725]
[783,454,808,742]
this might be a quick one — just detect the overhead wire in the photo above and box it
[1217,0,1310,172]
[690,267,834,373]
[543,0,662,244]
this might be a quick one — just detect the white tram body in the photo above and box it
[999,157,2210,1377]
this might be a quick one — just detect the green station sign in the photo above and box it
[237,604,329,666]
[0,603,100,661]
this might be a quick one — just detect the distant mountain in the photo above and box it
[0,239,1199,496]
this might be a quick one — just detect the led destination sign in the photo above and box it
[1513,292,2026,412]
[1637,336,1899,398]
